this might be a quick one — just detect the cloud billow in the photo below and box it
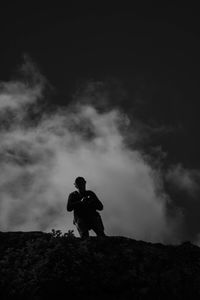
[1,58,198,244]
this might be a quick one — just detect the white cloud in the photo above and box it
[0,82,41,110]
[166,164,200,197]
[0,61,179,243]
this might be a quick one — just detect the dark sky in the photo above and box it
[1,3,200,242]
[1,3,200,168]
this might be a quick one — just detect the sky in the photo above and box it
[0,4,200,244]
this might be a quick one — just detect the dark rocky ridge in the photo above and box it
[0,231,200,299]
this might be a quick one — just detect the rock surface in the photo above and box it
[0,231,200,299]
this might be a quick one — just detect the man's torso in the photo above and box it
[69,190,99,222]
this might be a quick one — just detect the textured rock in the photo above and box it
[0,231,200,299]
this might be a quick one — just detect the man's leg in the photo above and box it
[91,215,106,237]
[76,219,89,239]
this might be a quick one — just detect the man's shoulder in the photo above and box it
[86,190,97,197]
[86,190,95,194]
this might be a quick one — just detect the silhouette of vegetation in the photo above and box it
[50,229,75,238]
[0,231,200,299]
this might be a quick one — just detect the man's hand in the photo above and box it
[81,195,93,204]
[80,196,87,203]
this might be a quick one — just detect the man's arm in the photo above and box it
[86,191,103,211]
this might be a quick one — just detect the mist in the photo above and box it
[0,60,189,244]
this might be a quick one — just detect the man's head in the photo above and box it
[74,176,86,191]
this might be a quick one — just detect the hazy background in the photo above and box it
[0,57,198,245]
[0,4,200,244]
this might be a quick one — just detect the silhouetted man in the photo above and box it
[67,177,105,238]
